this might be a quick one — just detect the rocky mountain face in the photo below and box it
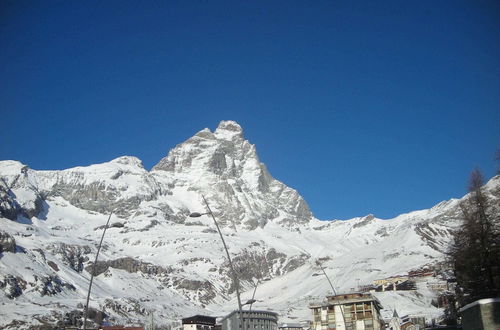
[152,120,312,229]
[0,120,498,329]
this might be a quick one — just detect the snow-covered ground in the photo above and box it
[1,121,496,329]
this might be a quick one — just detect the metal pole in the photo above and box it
[201,195,244,330]
[321,267,337,295]
[83,211,113,330]
[249,280,258,311]
[319,266,347,329]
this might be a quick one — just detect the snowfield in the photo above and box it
[1,121,498,329]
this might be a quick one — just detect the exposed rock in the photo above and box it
[47,260,59,272]
[137,219,160,232]
[34,274,76,296]
[0,174,46,220]
[375,227,389,237]
[151,120,312,229]
[85,257,173,277]
[173,278,217,304]
[0,275,27,298]
[42,158,162,218]
[103,298,147,318]
[51,181,138,217]
[47,243,92,272]
[227,247,309,294]
[0,230,16,253]
[282,253,310,273]
[0,182,19,220]
[62,309,84,328]
[94,221,125,230]
[353,214,375,228]
[414,222,453,252]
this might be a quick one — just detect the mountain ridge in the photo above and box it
[1,120,498,329]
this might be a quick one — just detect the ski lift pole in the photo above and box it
[83,211,113,330]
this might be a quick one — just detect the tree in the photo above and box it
[449,168,500,307]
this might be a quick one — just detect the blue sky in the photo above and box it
[1,1,499,220]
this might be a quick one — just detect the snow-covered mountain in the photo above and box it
[1,120,498,329]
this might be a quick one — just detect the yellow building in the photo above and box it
[309,293,383,330]
[372,276,408,287]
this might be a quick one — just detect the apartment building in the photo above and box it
[309,293,383,330]
[220,310,278,330]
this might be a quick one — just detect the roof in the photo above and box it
[278,323,303,328]
[459,298,500,312]
[220,310,278,322]
[309,293,382,310]
[182,315,216,325]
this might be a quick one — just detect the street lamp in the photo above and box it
[312,266,347,328]
[190,195,244,330]
[83,211,114,330]
[312,267,338,295]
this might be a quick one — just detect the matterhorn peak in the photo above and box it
[213,120,244,141]
[151,120,313,229]
[152,120,248,174]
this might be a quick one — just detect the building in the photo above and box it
[220,310,279,330]
[399,315,425,330]
[427,280,449,292]
[372,277,413,292]
[182,315,217,330]
[459,298,500,330]
[279,323,304,330]
[373,276,408,287]
[309,293,383,330]
[387,310,401,330]
[100,327,144,330]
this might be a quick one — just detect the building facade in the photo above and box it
[309,293,383,330]
[221,310,278,330]
[182,315,217,330]
[278,323,304,330]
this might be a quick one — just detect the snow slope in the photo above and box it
[1,120,498,329]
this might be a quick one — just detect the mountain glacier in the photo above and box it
[1,120,498,329]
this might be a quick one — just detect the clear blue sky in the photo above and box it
[1,1,499,220]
